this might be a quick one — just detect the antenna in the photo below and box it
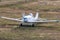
[22,12,25,17]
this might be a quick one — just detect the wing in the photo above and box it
[28,20,59,24]
[0,16,22,22]
[34,18,59,23]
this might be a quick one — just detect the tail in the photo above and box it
[35,12,39,19]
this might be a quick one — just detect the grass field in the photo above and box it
[0,0,60,40]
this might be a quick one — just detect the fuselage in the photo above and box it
[22,15,37,22]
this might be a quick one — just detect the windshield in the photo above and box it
[24,18,28,22]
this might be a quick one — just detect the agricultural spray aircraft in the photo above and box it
[0,12,59,26]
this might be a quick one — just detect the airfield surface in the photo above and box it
[0,26,60,40]
[0,0,60,40]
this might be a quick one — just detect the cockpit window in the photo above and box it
[24,18,27,22]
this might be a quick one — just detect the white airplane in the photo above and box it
[0,12,59,26]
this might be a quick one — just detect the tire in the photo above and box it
[32,24,34,27]
[20,23,23,26]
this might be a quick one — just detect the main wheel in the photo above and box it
[31,24,34,27]
[20,23,23,26]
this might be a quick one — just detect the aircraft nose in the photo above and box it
[24,18,28,22]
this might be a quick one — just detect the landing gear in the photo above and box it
[19,23,35,27]
[31,24,34,27]
[20,23,23,26]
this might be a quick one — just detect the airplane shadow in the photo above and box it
[18,25,55,29]
[2,24,55,30]
[14,25,56,31]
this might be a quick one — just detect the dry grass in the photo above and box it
[0,0,60,40]
[0,26,60,40]
[0,0,60,25]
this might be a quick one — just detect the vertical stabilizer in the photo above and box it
[35,12,39,19]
